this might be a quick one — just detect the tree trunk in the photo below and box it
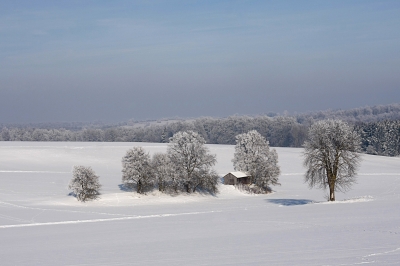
[327,171,336,201]
[158,179,164,192]
[192,184,198,193]
[137,180,142,194]
[329,183,335,201]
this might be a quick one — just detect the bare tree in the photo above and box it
[303,119,362,201]
[69,166,101,202]
[232,130,280,192]
[122,147,153,194]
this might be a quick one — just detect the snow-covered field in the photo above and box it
[0,142,399,265]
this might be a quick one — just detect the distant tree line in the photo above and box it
[0,116,309,146]
[294,103,400,123]
[1,103,399,157]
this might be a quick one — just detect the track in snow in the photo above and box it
[0,210,221,229]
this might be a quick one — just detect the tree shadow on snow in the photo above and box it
[118,184,158,195]
[118,184,134,192]
[266,199,314,206]
[194,188,219,197]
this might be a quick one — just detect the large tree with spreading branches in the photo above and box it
[303,119,362,201]
[167,130,218,193]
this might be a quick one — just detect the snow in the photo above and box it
[0,142,399,265]
[227,171,249,178]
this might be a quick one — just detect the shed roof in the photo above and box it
[228,171,250,178]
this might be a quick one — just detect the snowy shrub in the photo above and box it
[235,183,271,194]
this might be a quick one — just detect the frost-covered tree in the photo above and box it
[303,119,362,201]
[357,120,400,157]
[161,127,168,143]
[232,130,280,192]
[151,152,178,192]
[167,131,218,193]
[122,147,153,194]
[1,127,10,141]
[69,166,101,202]
[81,128,103,142]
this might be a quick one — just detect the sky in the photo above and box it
[1,0,399,123]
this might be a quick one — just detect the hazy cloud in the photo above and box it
[0,1,399,123]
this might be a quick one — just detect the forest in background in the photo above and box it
[1,103,399,157]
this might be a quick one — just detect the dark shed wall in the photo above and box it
[237,176,251,185]
[223,173,251,185]
[223,173,237,185]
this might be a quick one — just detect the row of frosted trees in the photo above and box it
[69,130,282,201]
[69,131,220,201]
[121,131,219,194]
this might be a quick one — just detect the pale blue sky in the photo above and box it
[1,1,399,123]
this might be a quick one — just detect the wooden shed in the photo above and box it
[223,171,251,185]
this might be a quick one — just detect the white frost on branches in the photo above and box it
[167,131,218,193]
[69,166,101,202]
[151,152,178,192]
[232,130,280,191]
[122,147,153,194]
[303,119,362,201]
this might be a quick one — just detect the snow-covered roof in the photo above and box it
[228,171,250,178]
